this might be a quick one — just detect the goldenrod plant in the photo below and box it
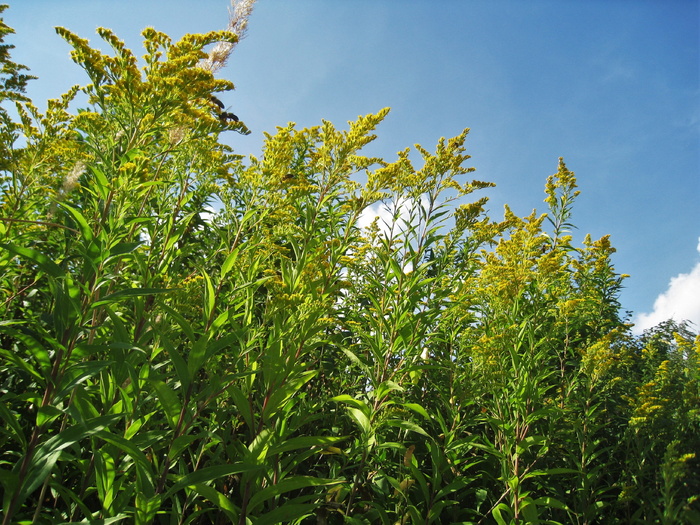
[0,3,698,524]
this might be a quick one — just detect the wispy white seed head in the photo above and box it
[62,161,85,194]
[200,0,256,72]
[169,126,186,145]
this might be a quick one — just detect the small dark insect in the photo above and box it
[210,95,225,110]
[209,95,240,124]
[219,111,239,123]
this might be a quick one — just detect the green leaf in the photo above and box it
[202,271,216,321]
[56,201,94,242]
[95,430,155,477]
[220,247,240,279]
[0,243,65,278]
[187,336,209,379]
[105,241,141,263]
[89,165,110,200]
[268,435,346,456]
[375,380,404,400]
[228,385,254,430]
[160,302,196,341]
[347,407,371,434]
[0,468,18,508]
[150,379,184,429]
[94,448,116,510]
[19,415,120,503]
[521,497,540,523]
[59,516,129,525]
[188,333,238,379]
[247,476,342,514]
[402,402,430,419]
[162,463,261,500]
[162,335,190,391]
[254,503,317,525]
[263,369,318,421]
[534,495,569,510]
[55,360,112,399]
[36,405,63,427]
[0,327,49,380]
[435,476,472,500]
[0,397,26,447]
[188,483,239,519]
[330,394,370,411]
[384,419,429,437]
[339,347,371,373]
[135,493,161,525]
[91,287,172,308]
[492,503,511,525]
[209,309,230,332]
[168,434,201,461]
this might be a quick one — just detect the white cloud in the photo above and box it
[200,204,218,224]
[632,236,700,334]
[357,200,397,233]
[357,195,430,236]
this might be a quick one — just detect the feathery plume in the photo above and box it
[62,161,85,195]
[200,0,256,73]
[48,160,85,216]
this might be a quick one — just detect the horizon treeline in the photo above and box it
[0,6,698,524]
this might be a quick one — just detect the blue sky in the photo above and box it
[5,0,700,332]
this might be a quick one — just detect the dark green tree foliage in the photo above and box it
[0,9,698,524]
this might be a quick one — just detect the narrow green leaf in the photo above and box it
[168,434,201,461]
[0,243,64,278]
[150,379,182,428]
[19,415,120,503]
[188,483,239,518]
[92,287,172,308]
[435,476,472,500]
[534,496,569,510]
[492,503,510,525]
[376,380,404,400]
[95,448,116,510]
[160,302,196,341]
[95,430,154,476]
[228,386,254,430]
[187,336,208,379]
[36,405,63,427]
[247,476,342,514]
[162,463,260,500]
[402,402,430,420]
[0,327,50,380]
[347,407,371,434]
[0,398,26,447]
[54,516,129,525]
[330,394,370,411]
[220,247,240,279]
[268,435,346,456]
[254,503,317,525]
[106,241,141,260]
[89,165,110,200]
[55,360,112,400]
[162,335,190,391]
[202,271,216,321]
[384,419,429,437]
[135,493,161,525]
[56,201,94,241]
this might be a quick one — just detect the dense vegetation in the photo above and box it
[0,6,698,524]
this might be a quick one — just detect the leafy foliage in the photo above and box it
[0,8,698,524]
